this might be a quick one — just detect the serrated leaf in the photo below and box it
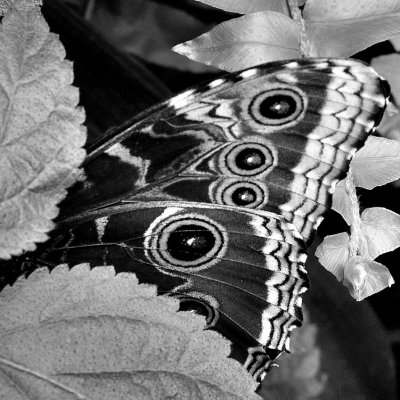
[351,136,400,189]
[0,264,261,400]
[360,207,400,259]
[371,54,400,102]
[315,232,350,280]
[1,0,41,15]
[303,0,400,57]
[332,180,353,225]
[343,256,394,301]
[0,0,86,259]
[173,11,300,72]
[194,0,291,15]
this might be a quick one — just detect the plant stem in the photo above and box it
[287,0,312,58]
[345,169,362,257]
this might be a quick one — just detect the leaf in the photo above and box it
[360,207,400,259]
[343,256,394,301]
[351,136,400,189]
[0,264,261,400]
[378,110,400,141]
[193,0,291,15]
[315,232,351,281]
[173,11,300,72]
[260,308,326,399]
[303,0,400,57]
[390,35,400,51]
[332,180,353,225]
[372,54,400,102]
[0,0,86,259]
[0,0,41,15]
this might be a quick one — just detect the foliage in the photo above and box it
[0,0,86,258]
[0,264,261,400]
[174,0,400,71]
[0,0,399,397]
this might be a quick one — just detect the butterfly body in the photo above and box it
[17,58,390,379]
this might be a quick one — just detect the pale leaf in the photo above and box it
[332,180,353,225]
[304,0,400,57]
[0,264,261,400]
[315,232,350,280]
[378,110,400,141]
[260,308,326,399]
[173,11,300,72]
[0,0,86,259]
[193,0,290,15]
[343,256,395,301]
[0,0,41,15]
[360,207,400,259]
[372,54,400,102]
[390,35,400,51]
[0,0,12,15]
[351,136,400,189]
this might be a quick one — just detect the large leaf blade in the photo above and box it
[193,0,290,15]
[0,264,261,400]
[0,0,86,259]
[304,0,400,57]
[173,11,300,72]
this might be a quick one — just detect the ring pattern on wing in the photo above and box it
[221,141,276,177]
[248,87,305,126]
[144,209,228,272]
[209,178,269,208]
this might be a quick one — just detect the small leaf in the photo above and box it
[0,0,86,259]
[193,0,290,15]
[378,110,400,141]
[372,54,400,102]
[332,180,353,225]
[390,35,400,51]
[343,256,394,301]
[304,0,400,57]
[0,264,261,400]
[173,11,300,72]
[351,136,400,189]
[361,207,400,259]
[315,232,350,280]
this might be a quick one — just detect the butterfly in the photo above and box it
[6,58,390,380]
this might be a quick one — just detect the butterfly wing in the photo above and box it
[32,201,308,379]
[20,58,389,378]
[60,58,389,243]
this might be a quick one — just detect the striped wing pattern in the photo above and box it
[20,58,389,378]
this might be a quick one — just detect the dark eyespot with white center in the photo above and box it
[167,224,216,262]
[235,147,266,171]
[249,88,304,126]
[145,213,228,271]
[222,142,275,177]
[209,178,269,209]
